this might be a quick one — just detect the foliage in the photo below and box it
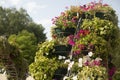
[8,30,37,64]
[29,56,59,80]
[35,40,55,59]
[81,18,117,39]
[113,71,120,80]
[52,11,78,29]
[68,30,107,57]
[29,40,70,80]
[30,1,120,80]
[51,1,118,30]
[0,36,28,80]
[12,54,28,80]
[26,22,46,42]
[112,29,120,69]
[77,66,107,80]
[0,6,46,42]
[0,7,31,36]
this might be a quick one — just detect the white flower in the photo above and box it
[88,51,93,57]
[78,58,82,67]
[58,55,62,60]
[58,55,66,60]
[63,76,68,80]
[72,75,77,80]
[95,57,102,61]
[68,61,74,70]
[62,56,66,59]
[83,56,91,63]
[64,59,70,64]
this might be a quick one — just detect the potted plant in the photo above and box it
[67,29,108,58]
[81,18,117,40]
[29,56,59,80]
[53,62,68,80]
[51,26,76,38]
[35,40,55,59]
[77,66,107,80]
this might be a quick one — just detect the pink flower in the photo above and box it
[74,50,81,55]
[68,39,75,46]
[65,6,69,9]
[78,30,90,36]
[78,44,85,50]
[51,18,54,21]
[108,66,116,80]
[103,4,108,6]
[55,17,59,19]
[69,35,74,39]
[61,12,65,16]
[71,17,77,23]
[68,35,75,46]
[109,67,116,76]
[93,60,101,66]
[80,5,91,11]
[74,34,80,39]
[84,60,89,66]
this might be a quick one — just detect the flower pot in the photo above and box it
[53,68,67,80]
[53,45,72,56]
[54,28,75,37]
[82,13,93,19]
[95,12,105,19]
[81,50,88,55]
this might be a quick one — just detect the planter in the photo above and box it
[53,45,72,56]
[54,28,75,37]
[82,13,94,19]
[53,68,67,80]
[95,12,105,19]
[82,12,105,19]
[81,50,89,55]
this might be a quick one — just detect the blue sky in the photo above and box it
[0,0,120,40]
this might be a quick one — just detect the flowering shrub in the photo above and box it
[77,66,107,80]
[51,1,117,30]
[29,1,119,80]
[29,56,59,80]
[68,30,107,55]
[81,18,117,39]
[52,11,78,29]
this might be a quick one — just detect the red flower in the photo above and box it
[84,60,89,66]
[74,50,81,55]
[68,39,75,46]
[78,30,90,36]
[103,4,108,6]
[61,12,65,16]
[93,60,101,66]
[109,67,116,76]
[68,35,75,46]
[78,44,85,50]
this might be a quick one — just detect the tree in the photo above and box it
[0,36,28,80]
[26,22,46,43]
[8,30,37,64]
[0,7,31,35]
[0,6,46,42]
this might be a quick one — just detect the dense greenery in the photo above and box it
[0,6,46,42]
[0,6,46,80]
[8,30,37,64]
[0,36,28,80]
[29,1,120,80]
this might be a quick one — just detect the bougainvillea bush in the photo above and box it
[29,1,120,80]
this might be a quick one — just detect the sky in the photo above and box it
[0,0,120,40]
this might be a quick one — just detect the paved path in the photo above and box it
[0,74,7,80]
[0,74,34,80]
